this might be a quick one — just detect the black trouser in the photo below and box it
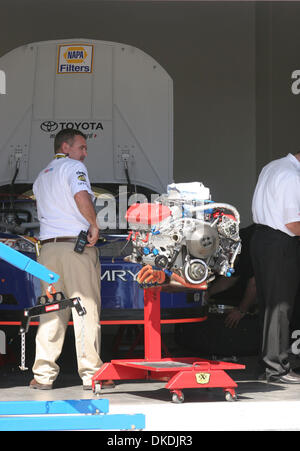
[250,225,300,379]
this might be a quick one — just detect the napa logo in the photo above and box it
[57,44,93,74]
[64,46,88,63]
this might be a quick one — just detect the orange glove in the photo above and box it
[137,264,166,287]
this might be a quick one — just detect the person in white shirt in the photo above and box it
[251,153,300,384]
[30,129,114,390]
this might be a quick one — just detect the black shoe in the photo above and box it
[268,371,300,384]
[257,372,267,381]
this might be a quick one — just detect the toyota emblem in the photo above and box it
[40,121,58,132]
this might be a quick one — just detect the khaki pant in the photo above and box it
[32,242,102,386]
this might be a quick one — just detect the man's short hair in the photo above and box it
[54,129,87,153]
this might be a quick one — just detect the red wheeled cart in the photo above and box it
[92,287,245,403]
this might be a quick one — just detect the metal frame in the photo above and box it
[92,287,245,402]
[0,399,145,431]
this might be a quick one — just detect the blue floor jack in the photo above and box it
[0,399,145,431]
[0,242,145,431]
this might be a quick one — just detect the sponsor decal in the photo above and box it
[41,121,58,133]
[40,120,103,135]
[57,44,94,74]
[76,170,87,182]
[44,167,54,173]
[101,269,138,282]
[45,304,59,312]
[195,372,210,384]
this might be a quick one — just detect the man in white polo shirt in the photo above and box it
[30,129,114,390]
[251,152,300,383]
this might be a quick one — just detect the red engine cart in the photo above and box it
[92,286,245,403]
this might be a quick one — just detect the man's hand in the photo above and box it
[74,190,99,247]
[224,309,245,328]
[286,221,300,236]
[87,224,99,247]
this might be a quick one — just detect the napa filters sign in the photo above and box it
[57,44,94,74]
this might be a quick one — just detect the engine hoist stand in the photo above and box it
[92,286,245,403]
[0,399,145,431]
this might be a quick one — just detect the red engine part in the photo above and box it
[213,211,236,221]
[126,203,171,226]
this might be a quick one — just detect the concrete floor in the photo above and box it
[2,355,300,431]
[1,323,300,431]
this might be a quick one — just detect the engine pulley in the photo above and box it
[154,255,169,269]
[183,259,208,284]
[186,222,219,259]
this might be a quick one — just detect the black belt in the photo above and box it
[40,237,77,245]
[255,224,299,241]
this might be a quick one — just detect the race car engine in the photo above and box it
[125,183,241,287]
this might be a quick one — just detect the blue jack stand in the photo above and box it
[0,399,145,431]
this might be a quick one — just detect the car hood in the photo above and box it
[0,39,173,194]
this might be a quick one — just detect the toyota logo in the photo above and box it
[41,121,58,132]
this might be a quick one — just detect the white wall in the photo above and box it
[0,1,257,226]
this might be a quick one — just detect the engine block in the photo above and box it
[125,183,241,286]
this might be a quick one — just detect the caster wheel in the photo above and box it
[93,383,102,395]
[225,391,237,402]
[172,392,184,403]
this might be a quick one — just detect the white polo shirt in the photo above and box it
[252,153,300,236]
[33,154,95,240]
